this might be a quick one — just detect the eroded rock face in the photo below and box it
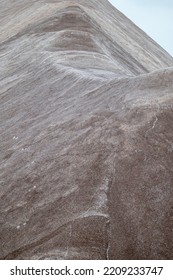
[1,0,173,260]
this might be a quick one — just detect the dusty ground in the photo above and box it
[1,0,173,259]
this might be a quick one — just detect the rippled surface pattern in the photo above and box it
[1,0,173,259]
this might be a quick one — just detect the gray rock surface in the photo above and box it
[1,0,173,259]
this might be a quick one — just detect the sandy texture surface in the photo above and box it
[1,0,173,259]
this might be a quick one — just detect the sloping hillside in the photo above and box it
[1,0,173,259]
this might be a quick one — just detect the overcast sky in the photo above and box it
[109,0,173,56]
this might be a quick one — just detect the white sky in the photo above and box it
[109,0,173,56]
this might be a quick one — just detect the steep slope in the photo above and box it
[0,0,173,259]
[1,0,173,77]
